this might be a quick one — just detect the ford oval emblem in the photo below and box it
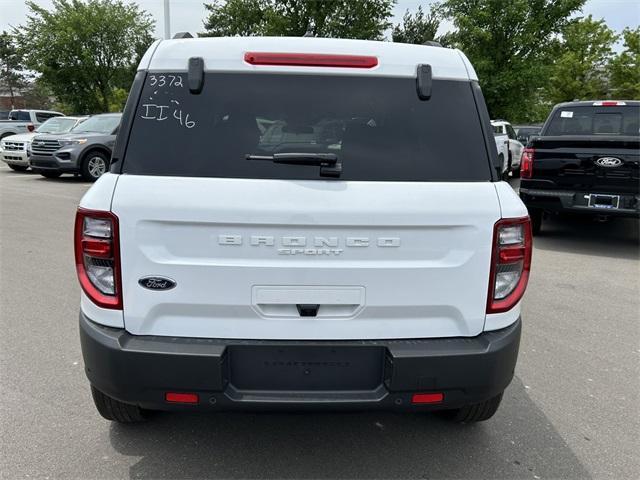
[595,157,623,168]
[138,276,176,291]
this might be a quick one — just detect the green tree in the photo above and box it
[545,16,617,104]
[18,0,155,114]
[203,0,395,40]
[440,0,585,121]
[608,27,640,99]
[392,5,441,45]
[0,31,32,108]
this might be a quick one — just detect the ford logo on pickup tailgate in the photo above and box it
[138,276,176,291]
[595,157,623,167]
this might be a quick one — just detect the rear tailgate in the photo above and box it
[113,176,501,340]
[529,136,640,194]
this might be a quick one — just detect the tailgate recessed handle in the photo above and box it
[296,304,319,317]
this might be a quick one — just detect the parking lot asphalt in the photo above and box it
[1,166,638,479]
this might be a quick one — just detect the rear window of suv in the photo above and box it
[546,105,640,136]
[122,73,492,181]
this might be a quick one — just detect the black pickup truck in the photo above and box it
[519,100,639,234]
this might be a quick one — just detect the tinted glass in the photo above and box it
[122,73,492,181]
[9,111,30,121]
[546,106,640,136]
[73,115,121,134]
[36,117,79,133]
[35,112,52,122]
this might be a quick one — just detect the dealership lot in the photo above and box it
[0,166,638,479]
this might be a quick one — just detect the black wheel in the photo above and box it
[440,393,503,423]
[91,386,148,423]
[81,151,109,181]
[8,164,28,172]
[530,209,543,235]
[40,171,62,179]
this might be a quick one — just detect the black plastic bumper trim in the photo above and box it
[79,311,521,411]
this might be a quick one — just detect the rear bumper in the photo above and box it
[520,187,640,217]
[80,312,521,412]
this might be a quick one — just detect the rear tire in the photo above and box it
[530,209,543,235]
[8,164,28,172]
[40,171,62,179]
[440,393,503,423]
[91,386,148,423]
[81,151,109,182]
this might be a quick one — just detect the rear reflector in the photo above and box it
[411,392,444,404]
[165,392,199,404]
[244,52,378,69]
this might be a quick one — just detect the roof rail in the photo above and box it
[173,32,193,39]
[423,40,442,47]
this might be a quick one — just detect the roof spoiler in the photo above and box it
[423,41,442,47]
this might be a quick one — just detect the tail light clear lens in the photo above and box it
[74,209,122,309]
[487,217,532,313]
[521,147,534,179]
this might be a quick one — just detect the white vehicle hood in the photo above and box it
[2,132,37,143]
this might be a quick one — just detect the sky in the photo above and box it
[1,0,638,40]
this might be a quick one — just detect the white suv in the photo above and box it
[76,37,532,424]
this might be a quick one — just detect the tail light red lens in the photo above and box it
[520,147,534,179]
[74,208,122,309]
[487,217,532,314]
[244,52,378,68]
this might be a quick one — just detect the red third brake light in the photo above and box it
[520,147,534,179]
[244,52,378,69]
[487,217,532,314]
[74,208,122,309]
[594,101,625,106]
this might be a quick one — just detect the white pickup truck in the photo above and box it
[76,36,531,424]
[494,130,510,178]
[492,120,525,175]
[0,109,65,140]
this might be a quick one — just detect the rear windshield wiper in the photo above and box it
[246,153,342,178]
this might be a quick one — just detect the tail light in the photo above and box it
[487,217,532,314]
[74,208,122,309]
[27,123,35,132]
[521,147,534,179]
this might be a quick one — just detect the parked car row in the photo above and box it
[0,110,121,181]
